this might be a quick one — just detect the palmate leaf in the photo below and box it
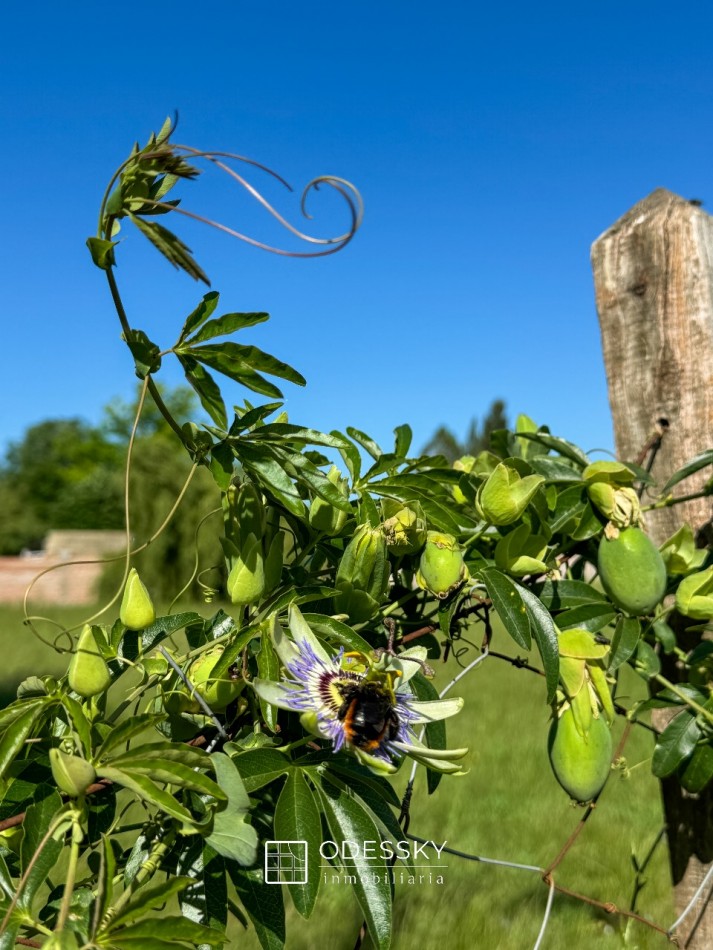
[316,777,392,950]
[178,291,220,343]
[187,311,271,344]
[227,866,285,950]
[127,212,209,284]
[177,841,229,939]
[273,770,321,918]
[231,748,291,793]
[177,353,227,428]
[183,342,305,388]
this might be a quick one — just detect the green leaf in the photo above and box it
[177,841,228,938]
[95,766,196,824]
[661,449,713,493]
[633,640,661,680]
[123,832,150,887]
[206,753,258,865]
[393,424,413,459]
[231,749,291,793]
[529,457,583,482]
[250,424,352,451]
[86,236,118,270]
[188,311,270,344]
[257,632,281,731]
[123,328,161,378]
[185,342,305,387]
[680,743,713,792]
[652,711,701,778]
[96,714,166,760]
[60,694,93,756]
[409,674,445,795]
[178,292,220,343]
[265,445,352,512]
[208,624,262,680]
[237,442,306,518]
[102,756,225,799]
[556,603,617,633]
[480,568,531,650]
[106,917,224,946]
[0,701,47,779]
[273,770,321,918]
[519,586,559,703]
[120,611,203,661]
[516,432,590,468]
[93,835,116,934]
[301,614,373,654]
[178,354,227,429]
[128,212,209,284]
[346,427,383,460]
[336,431,362,483]
[227,866,285,950]
[536,580,607,610]
[316,777,392,950]
[19,790,66,911]
[103,877,195,930]
[609,617,642,672]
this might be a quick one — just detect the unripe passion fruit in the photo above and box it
[171,647,245,713]
[597,527,667,615]
[548,707,612,802]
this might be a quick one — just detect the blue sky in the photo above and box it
[2,2,712,461]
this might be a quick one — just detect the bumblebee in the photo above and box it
[337,680,400,752]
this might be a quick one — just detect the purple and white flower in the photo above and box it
[252,606,467,774]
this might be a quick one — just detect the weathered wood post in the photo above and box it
[592,188,713,948]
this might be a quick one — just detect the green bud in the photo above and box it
[335,524,390,622]
[660,524,707,575]
[676,567,713,620]
[119,568,156,629]
[587,483,640,528]
[309,466,350,535]
[68,625,112,698]
[227,534,266,605]
[416,531,469,599]
[494,524,548,576]
[476,463,544,525]
[50,747,96,797]
[263,530,285,593]
[225,480,265,548]
[381,499,427,555]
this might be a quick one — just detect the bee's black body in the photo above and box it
[337,680,400,751]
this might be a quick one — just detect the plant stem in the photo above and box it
[642,489,710,511]
[55,806,83,932]
[653,673,713,724]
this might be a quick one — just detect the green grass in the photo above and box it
[0,604,674,948]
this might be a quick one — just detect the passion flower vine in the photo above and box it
[253,606,468,774]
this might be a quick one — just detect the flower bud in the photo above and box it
[50,747,96,798]
[476,463,544,525]
[494,524,548,576]
[263,530,285,593]
[381,499,427,555]
[660,524,707,575]
[335,524,390,622]
[309,466,350,535]
[587,483,640,528]
[119,568,156,629]
[227,534,266,605]
[225,480,266,548]
[68,625,112,698]
[416,531,469,599]
[676,567,713,620]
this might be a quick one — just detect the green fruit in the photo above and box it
[119,568,156,629]
[170,647,246,713]
[416,532,468,598]
[598,527,667,615]
[68,625,112,698]
[50,748,96,797]
[548,707,612,802]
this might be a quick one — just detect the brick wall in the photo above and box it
[0,531,126,605]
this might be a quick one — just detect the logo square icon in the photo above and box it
[264,840,308,884]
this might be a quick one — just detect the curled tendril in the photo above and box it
[138,145,364,258]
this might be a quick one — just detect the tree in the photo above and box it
[422,399,508,461]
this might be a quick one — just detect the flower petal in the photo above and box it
[390,737,468,760]
[407,698,464,723]
[353,747,398,774]
[288,604,332,664]
[271,613,300,668]
[251,678,296,711]
[390,647,429,685]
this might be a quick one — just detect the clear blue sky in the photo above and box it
[3,2,712,460]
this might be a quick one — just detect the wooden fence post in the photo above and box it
[592,188,713,948]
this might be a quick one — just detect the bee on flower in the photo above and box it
[252,607,468,774]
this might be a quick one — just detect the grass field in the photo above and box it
[0,603,674,949]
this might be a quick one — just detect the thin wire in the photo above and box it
[667,861,713,937]
[533,876,556,950]
[405,834,544,874]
